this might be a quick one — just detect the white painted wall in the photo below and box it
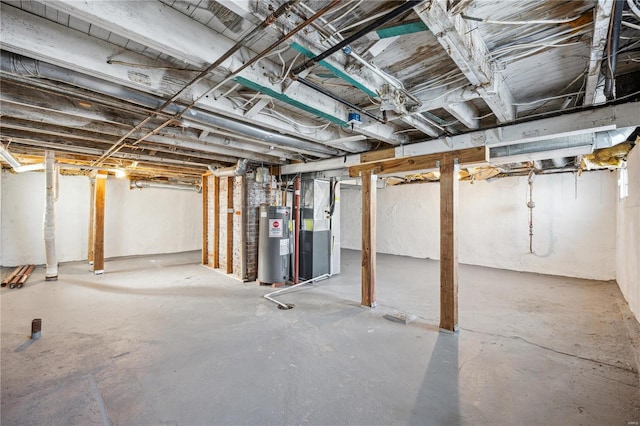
[617,146,640,321]
[341,170,617,280]
[0,170,201,266]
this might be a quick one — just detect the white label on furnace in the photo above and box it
[260,211,267,218]
[269,219,283,237]
[280,238,289,255]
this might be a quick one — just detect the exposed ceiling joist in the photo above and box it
[44,0,407,145]
[584,0,614,105]
[414,0,516,122]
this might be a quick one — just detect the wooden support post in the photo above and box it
[361,170,377,308]
[439,159,459,332]
[87,176,95,265]
[202,174,209,265]
[213,176,220,269]
[91,171,107,275]
[226,176,234,274]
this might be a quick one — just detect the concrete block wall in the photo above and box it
[232,176,243,277]
[341,170,617,281]
[617,145,640,322]
[1,170,201,266]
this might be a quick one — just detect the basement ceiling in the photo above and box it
[1,0,639,183]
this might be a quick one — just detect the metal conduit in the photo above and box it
[289,1,423,123]
[0,52,340,157]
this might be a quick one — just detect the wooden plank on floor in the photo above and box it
[439,160,459,331]
[361,170,377,307]
[92,171,107,274]
[214,176,220,269]
[226,176,233,274]
[202,174,209,266]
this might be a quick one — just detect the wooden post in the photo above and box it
[361,170,377,308]
[87,176,95,265]
[213,176,220,268]
[202,174,209,265]
[91,171,107,275]
[439,159,459,331]
[226,176,234,274]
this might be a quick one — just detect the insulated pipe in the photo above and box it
[294,176,301,284]
[44,150,58,280]
[131,180,201,192]
[604,0,624,99]
[208,159,249,177]
[1,52,340,157]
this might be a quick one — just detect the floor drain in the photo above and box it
[278,303,295,310]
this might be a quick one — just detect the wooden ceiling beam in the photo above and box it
[349,146,488,177]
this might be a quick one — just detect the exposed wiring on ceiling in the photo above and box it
[622,20,640,30]
[512,90,586,106]
[105,59,199,72]
[628,0,640,19]
[461,14,583,25]
[325,0,363,27]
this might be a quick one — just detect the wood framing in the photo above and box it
[202,173,209,265]
[361,170,377,308]
[91,171,107,274]
[87,176,95,265]
[439,160,459,331]
[213,176,220,269]
[226,176,233,274]
[349,146,487,177]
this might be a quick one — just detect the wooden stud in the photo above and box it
[213,176,220,269]
[226,176,234,274]
[202,174,209,265]
[439,160,459,332]
[87,176,95,265]
[91,171,107,274]
[349,146,487,177]
[361,170,377,308]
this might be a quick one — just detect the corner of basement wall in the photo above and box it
[616,145,640,323]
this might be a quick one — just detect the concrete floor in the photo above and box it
[1,249,639,425]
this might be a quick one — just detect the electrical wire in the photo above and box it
[512,91,585,106]
[622,20,640,30]
[461,14,583,25]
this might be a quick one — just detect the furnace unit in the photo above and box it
[257,205,291,284]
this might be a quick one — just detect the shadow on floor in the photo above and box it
[410,332,460,425]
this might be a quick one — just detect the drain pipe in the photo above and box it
[44,150,58,280]
[264,274,330,309]
[527,171,536,254]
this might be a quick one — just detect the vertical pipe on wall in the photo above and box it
[43,150,58,281]
[294,176,301,284]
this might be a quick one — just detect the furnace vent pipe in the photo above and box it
[209,159,249,177]
[44,150,58,280]
[131,180,201,192]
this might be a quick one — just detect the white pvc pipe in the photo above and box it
[263,274,330,309]
[44,150,58,280]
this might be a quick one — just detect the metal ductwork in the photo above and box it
[209,159,249,177]
[593,127,637,149]
[0,51,341,157]
[130,180,201,192]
